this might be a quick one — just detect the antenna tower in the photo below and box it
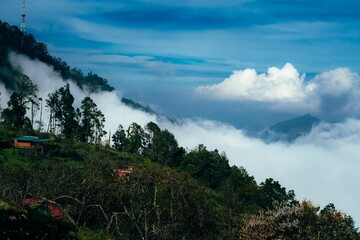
[21,0,26,33]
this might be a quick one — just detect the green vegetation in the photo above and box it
[1,118,359,239]
[0,20,359,239]
[121,98,155,115]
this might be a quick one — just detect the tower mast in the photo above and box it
[21,0,26,33]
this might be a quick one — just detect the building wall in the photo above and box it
[14,140,31,149]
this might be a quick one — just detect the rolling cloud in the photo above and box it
[164,117,360,226]
[7,52,157,132]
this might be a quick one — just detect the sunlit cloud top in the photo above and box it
[197,64,360,121]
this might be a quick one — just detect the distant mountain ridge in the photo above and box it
[260,114,320,142]
[271,114,320,135]
[121,98,155,115]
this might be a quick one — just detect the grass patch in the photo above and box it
[76,226,115,240]
[0,148,33,168]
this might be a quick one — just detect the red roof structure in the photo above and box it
[23,199,64,220]
[114,167,133,179]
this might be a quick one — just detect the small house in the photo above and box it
[114,167,133,179]
[14,136,50,149]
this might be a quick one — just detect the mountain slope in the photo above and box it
[260,114,320,142]
[271,114,320,135]
[0,20,113,92]
[0,20,157,115]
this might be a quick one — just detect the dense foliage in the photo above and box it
[1,125,359,239]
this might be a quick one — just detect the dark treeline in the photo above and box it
[0,20,359,239]
[0,71,106,144]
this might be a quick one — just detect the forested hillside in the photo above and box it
[0,21,359,239]
[0,20,113,92]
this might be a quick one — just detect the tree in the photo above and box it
[29,97,40,128]
[2,92,30,128]
[0,91,2,121]
[319,203,360,240]
[112,124,126,151]
[240,201,360,240]
[58,84,77,139]
[78,96,106,144]
[17,74,39,128]
[257,178,297,210]
[219,166,259,238]
[240,201,304,240]
[1,74,38,129]
[36,97,44,131]
[124,122,146,154]
[45,84,80,138]
[93,109,106,145]
[144,122,184,167]
[180,144,230,189]
[16,74,38,104]
[46,90,61,134]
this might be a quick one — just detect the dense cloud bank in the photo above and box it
[2,53,360,225]
[197,63,360,121]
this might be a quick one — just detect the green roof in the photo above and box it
[16,136,50,143]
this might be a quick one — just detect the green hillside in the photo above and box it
[0,20,113,92]
[1,123,359,239]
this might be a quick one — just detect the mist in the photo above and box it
[7,52,157,132]
[4,53,360,225]
[164,118,360,225]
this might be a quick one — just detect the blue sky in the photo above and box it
[1,0,360,128]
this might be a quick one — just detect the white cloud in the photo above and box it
[7,52,156,132]
[197,63,313,102]
[90,91,156,134]
[9,53,66,96]
[0,83,11,110]
[314,68,359,97]
[197,64,360,121]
